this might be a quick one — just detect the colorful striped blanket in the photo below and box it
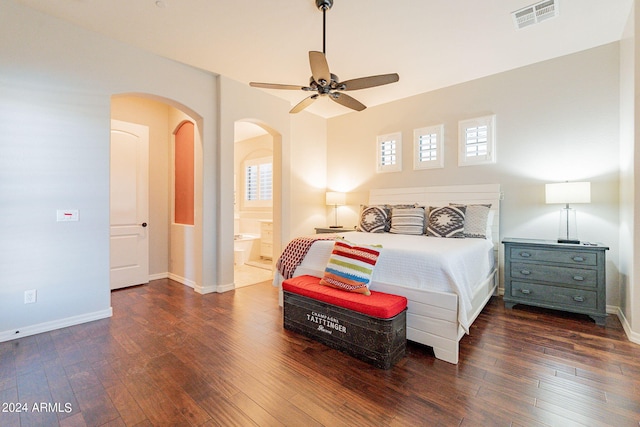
[276,235,337,279]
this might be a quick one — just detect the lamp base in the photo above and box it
[558,238,580,244]
[557,207,580,245]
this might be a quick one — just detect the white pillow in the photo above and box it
[450,203,492,239]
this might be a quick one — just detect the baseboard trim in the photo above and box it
[167,272,234,294]
[194,284,217,294]
[149,272,169,281]
[614,306,640,345]
[168,273,196,289]
[214,283,235,293]
[0,308,113,343]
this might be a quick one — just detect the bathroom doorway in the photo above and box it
[233,121,275,287]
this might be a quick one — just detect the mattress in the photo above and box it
[275,231,495,331]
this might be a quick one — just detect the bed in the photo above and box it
[275,184,502,364]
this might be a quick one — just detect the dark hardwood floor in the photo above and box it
[1,278,639,427]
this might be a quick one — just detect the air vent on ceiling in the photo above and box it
[512,0,558,30]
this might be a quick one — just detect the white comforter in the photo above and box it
[275,231,495,331]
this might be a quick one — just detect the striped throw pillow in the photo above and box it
[319,240,381,295]
[389,206,425,235]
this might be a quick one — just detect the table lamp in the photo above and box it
[326,191,346,228]
[545,181,591,244]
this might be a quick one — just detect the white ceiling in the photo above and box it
[15,0,633,121]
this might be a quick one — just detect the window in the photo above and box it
[244,156,272,207]
[458,115,496,166]
[376,132,402,173]
[414,125,444,170]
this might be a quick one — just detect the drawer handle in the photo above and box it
[572,256,585,262]
[520,270,531,275]
[520,289,531,294]
[519,252,531,258]
[573,275,585,281]
[573,296,585,302]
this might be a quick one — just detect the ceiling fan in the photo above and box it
[249,0,399,114]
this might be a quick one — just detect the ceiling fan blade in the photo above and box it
[339,73,399,91]
[250,82,307,91]
[330,92,366,112]
[309,51,331,85]
[290,95,318,114]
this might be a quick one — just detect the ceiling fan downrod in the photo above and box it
[316,0,333,54]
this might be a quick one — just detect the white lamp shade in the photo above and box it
[545,182,591,204]
[326,191,346,206]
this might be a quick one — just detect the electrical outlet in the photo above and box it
[24,289,37,304]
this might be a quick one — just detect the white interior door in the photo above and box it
[110,120,149,290]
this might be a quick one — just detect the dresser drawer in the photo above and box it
[261,229,273,242]
[511,281,597,310]
[510,262,597,288]
[509,247,597,266]
[260,242,273,258]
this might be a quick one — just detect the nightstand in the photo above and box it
[502,238,608,326]
[314,227,355,234]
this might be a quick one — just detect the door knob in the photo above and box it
[141,222,148,228]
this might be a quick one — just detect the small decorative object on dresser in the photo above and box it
[502,237,608,326]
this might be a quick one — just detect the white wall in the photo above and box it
[327,44,621,307]
[289,112,328,237]
[0,0,216,339]
[619,0,640,341]
[631,0,640,338]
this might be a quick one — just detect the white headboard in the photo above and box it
[369,183,502,246]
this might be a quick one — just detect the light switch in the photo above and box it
[57,209,79,222]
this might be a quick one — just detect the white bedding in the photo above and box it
[276,231,495,332]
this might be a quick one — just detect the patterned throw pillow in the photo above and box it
[357,205,389,233]
[450,203,492,238]
[319,240,381,295]
[389,207,425,235]
[426,206,466,238]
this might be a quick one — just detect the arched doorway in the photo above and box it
[110,94,203,291]
[233,120,282,288]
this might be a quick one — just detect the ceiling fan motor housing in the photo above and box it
[309,73,340,94]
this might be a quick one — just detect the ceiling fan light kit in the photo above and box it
[249,0,399,114]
